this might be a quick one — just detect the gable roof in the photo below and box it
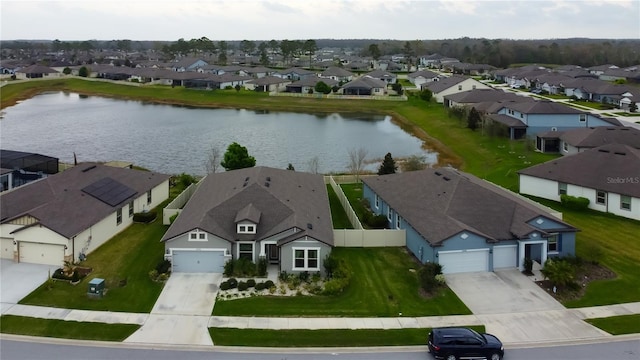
[17,64,59,74]
[362,168,575,245]
[0,163,169,238]
[161,167,333,246]
[519,144,640,198]
[560,126,640,148]
[500,100,583,115]
[408,70,439,79]
[423,75,468,93]
[444,89,533,104]
[365,69,396,79]
[341,75,386,89]
[321,67,354,77]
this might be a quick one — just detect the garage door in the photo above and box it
[19,242,65,266]
[1,238,14,259]
[438,249,489,274]
[172,250,226,273]
[493,245,518,269]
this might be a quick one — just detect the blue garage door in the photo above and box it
[172,250,225,273]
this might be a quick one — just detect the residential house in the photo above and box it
[161,167,334,274]
[362,168,577,274]
[319,67,354,83]
[171,58,208,72]
[0,150,59,191]
[340,76,387,96]
[519,144,640,221]
[407,70,440,88]
[489,100,619,139]
[244,76,291,92]
[365,69,397,85]
[0,163,170,265]
[285,77,338,94]
[238,66,273,78]
[15,65,61,79]
[423,75,491,103]
[443,88,533,108]
[536,126,640,154]
[273,67,316,81]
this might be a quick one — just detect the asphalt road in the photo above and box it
[1,337,639,360]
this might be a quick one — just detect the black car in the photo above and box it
[428,327,504,360]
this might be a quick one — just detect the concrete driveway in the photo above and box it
[445,269,565,315]
[1,259,58,314]
[125,272,222,346]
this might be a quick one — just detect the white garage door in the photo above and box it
[493,245,518,269]
[1,238,14,259]
[438,249,489,274]
[172,250,226,273]
[19,242,65,266]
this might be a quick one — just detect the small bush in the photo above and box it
[219,281,232,291]
[560,194,590,210]
[238,281,249,291]
[148,269,159,281]
[322,277,349,295]
[279,271,289,281]
[367,214,389,229]
[264,280,275,289]
[169,213,178,224]
[257,257,267,277]
[418,262,443,292]
[158,273,169,281]
[177,173,196,187]
[227,278,238,289]
[524,258,533,274]
[133,211,157,223]
[223,260,234,277]
[255,282,266,290]
[155,259,171,274]
[298,271,310,283]
[246,279,256,288]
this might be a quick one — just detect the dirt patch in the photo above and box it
[536,262,616,302]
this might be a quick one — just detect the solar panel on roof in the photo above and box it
[82,177,137,207]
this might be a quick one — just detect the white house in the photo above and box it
[519,144,640,221]
[423,76,491,103]
[0,163,170,266]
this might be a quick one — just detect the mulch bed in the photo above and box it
[535,262,616,302]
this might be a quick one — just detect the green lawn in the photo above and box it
[209,326,485,347]
[213,247,470,317]
[585,314,640,335]
[340,183,370,226]
[327,184,353,229]
[0,315,139,341]
[528,197,640,307]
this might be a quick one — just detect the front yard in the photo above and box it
[213,247,470,317]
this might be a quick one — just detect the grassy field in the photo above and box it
[213,247,470,317]
[585,314,640,335]
[0,315,139,341]
[209,326,485,347]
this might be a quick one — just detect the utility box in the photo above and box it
[87,278,105,298]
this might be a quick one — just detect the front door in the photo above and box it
[267,244,279,264]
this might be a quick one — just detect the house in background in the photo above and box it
[362,168,577,274]
[0,163,170,266]
[161,167,334,275]
[365,69,397,84]
[0,150,59,191]
[171,58,208,72]
[244,76,291,92]
[285,77,338,94]
[423,75,491,103]
[536,126,640,154]
[407,70,440,88]
[15,64,61,79]
[273,67,316,81]
[519,144,640,221]
[340,76,387,96]
[320,67,354,83]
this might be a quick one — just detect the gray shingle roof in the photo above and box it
[362,168,575,245]
[341,76,386,89]
[423,75,468,93]
[0,163,170,238]
[501,100,583,114]
[519,144,640,198]
[161,167,333,246]
[560,126,640,149]
[444,89,533,104]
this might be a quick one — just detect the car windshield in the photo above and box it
[467,328,486,343]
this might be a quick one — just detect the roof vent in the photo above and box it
[307,223,313,230]
[82,165,97,172]
[443,176,450,181]
[266,176,271,181]
[243,182,247,187]
[245,177,250,181]
[435,171,442,176]
[614,152,626,156]
[598,149,610,153]
[264,182,270,187]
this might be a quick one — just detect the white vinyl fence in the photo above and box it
[326,176,363,229]
[333,229,406,247]
[162,180,201,225]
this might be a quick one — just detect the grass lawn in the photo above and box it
[0,315,139,341]
[585,314,640,335]
[327,184,353,229]
[213,247,470,317]
[18,187,185,312]
[209,326,485,347]
[340,183,370,226]
[528,197,640,307]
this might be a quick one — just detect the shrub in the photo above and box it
[169,213,178,224]
[257,257,267,277]
[133,211,157,223]
[264,280,275,289]
[177,173,196,187]
[223,260,234,277]
[323,253,338,278]
[279,271,289,281]
[418,262,443,292]
[367,214,389,229]
[158,273,169,281]
[237,281,249,291]
[148,269,159,281]
[560,194,590,211]
[227,278,238,289]
[524,258,533,274]
[255,282,266,290]
[246,279,256,288]
[155,259,171,274]
[219,281,232,291]
[298,271,310,283]
[541,258,576,290]
[322,277,349,295]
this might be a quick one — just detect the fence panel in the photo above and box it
[333,229,405,247]
[162,181,201,224]
[327,176,363,230]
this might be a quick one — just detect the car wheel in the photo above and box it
[490,353,502,360]
[445,355,457,360]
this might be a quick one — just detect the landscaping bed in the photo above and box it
[536,261,616,302]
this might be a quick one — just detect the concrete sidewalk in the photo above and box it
[5,302,640,346]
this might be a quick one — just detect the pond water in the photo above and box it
[0,92,436,175]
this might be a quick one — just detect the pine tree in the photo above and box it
[377,152,397,175]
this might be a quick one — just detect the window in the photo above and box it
[293,248,320,270]
[239,243,253,260]
[621,195,631,211]
[458,85,462,90]
[147,190,152,205]
[547,234,558,253]
[596,191,606,205]
[374,194,379,209]
[387,208,392,221]
[558,182,567,195]
[563,142,568,152]
[128,201,134,217]
[188,230,207,241]
[396,214,402,229]
[472,85,476,90]
[116,208,122,225]
[579,114,586,122]
[237,223,257,234]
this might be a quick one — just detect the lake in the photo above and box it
[0,92,436,175]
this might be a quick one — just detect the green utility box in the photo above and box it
[87,278,105,298]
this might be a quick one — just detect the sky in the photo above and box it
[1,0,639,41]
